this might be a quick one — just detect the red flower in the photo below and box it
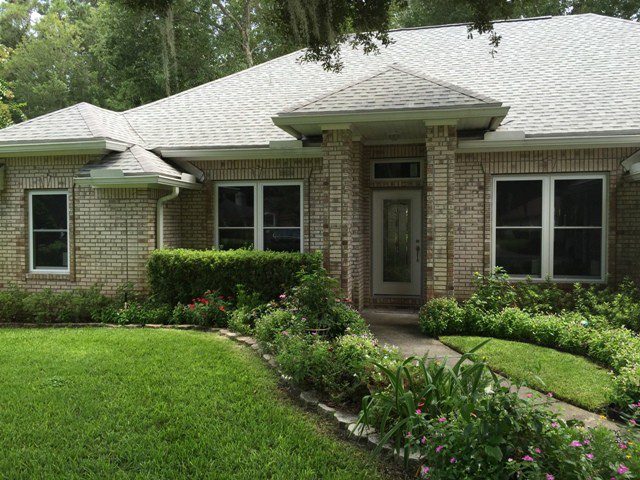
[218,306,225,312]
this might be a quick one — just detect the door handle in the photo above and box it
[415,242,420,262]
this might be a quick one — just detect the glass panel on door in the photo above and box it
[383,199,411,282]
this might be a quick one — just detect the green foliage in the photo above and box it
[147,248,323,305]
[419,297,465,337]
[359,353,638,479]
[170,291,231,327]
[0,45,26,128]
[102,301,173,325]
[227,284,270,334]
[254,308,305,351]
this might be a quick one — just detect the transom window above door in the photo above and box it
[216,181,303,252]
[492,174,606,281]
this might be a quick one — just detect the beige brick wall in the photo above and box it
[0,156,159,294]
[614,174,640,283]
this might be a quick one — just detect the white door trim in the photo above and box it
[372,189,422,296]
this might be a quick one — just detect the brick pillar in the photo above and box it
[425,123,457,298]
[321,127,363,306]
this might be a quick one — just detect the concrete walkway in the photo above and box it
[363,309,619,431]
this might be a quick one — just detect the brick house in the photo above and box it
[0,14,639,308]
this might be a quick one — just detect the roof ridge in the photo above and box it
[76,103,105,138]
[387,15,553,33]
[282,67,393,113]
[127,145,148,173]
[389,65,501,104]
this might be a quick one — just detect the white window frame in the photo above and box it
[28,190,70,274]
[491,173,607,282]
[372,158,422,180]
[214,180,304,252]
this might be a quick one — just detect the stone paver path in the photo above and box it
[363,309,619,431]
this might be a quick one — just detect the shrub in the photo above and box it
[254,309,305,352]
[147,248,322,305]
[227,285,270,335]
[419,297,464,337]
[104,302,172,325]
[171,291,231,327]
[18,286,113,323]
[359,354,639,479]
[0,286,27,321]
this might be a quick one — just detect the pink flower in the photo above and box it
[420,436,427,445]
[619,443,628,450]
[449,457,457,464]
[421,466,430,476]
[618,464,629,474]
[279,294,286,299]
[630,419,637,426]
[534,448,541,454]
[551,422,559,428]
[405,431,412,438]
[526,393,533,398]
[547,392,554,398]
[570,441,583,447]
[522,455,534,462]
[545,475,555,480]
[435,445,444,453]
[416,409,422,415]
[438,417,447,423]
[586,453,594,460]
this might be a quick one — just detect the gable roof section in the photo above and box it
[78,145,183,178]
[0,102,143,147]
[283,66,501,114]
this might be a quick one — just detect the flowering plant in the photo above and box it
[171,290,231,327]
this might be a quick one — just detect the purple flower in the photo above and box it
[420,436,427,445]
[545,474,555,480]
[551,422,559,428]
[438,417,447,423]
[618,464,629,475]
[570,441,583,447]
[586,453,594,460]
[522,455,534,462]
[619,443,628,450]
[421,466,430,476]
[449,457,457,464]
[435,445,444,453]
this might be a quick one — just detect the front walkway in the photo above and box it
[363,309,619,431]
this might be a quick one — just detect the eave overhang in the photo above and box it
[157,141,323,160]
[74,172,201,189]
[0,139,130,157]
[457,133,640,153]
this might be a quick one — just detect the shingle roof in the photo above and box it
[78,145,183,178]
[284,66,501,114]
[1,14,639,149]
[0,102,143,145]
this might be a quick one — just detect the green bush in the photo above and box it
[147,249,323,305]
[419,297,465,337]
[359,354,639,479]
[254,309,305,352]
[103,302,172,325]
[0,286,27,321]
[227,285,270,335]
[171,291,231,327]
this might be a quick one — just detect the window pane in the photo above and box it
[553,228,601,278]
[263,228,301,252]
[495,229,542,276]
[218,229,254,250]
[554,179,602,226]
[263,185,300,227]
[32,194,67,230]
[33,231,68,268]
[218,186,254,227]
[374,162,420,179]
[496,180,543,226]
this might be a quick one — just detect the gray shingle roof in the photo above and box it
[1,14,639,149]
[284,66,501,114]
[78,145,183,178]
[0,102,143,145]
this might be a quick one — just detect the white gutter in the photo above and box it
[159,146,323,160]
[0,139,130,157]
[156,186,180,249]
[458,133,640,152]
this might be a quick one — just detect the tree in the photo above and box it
[0,46,26,127]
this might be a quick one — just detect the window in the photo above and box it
[216,181,302,252]
[29,191,70,273]
[492,175,606,281]
[373,160,421,179]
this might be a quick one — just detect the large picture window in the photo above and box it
[216,181,302,252]
[29,191,70,273]
[492,175,606,281]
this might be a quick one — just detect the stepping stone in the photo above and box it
[347,422,374,440]
[317,402,336,419]
[333,411,359,430]
[300,391,320,408]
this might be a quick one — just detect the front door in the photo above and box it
[372,190,422,296]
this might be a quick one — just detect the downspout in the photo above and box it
[156,186,180,249]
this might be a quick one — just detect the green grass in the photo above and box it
[0,328,392,479]
[440,336,614,412]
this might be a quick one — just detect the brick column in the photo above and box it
[425,123,457,298]
[321,127,364,307]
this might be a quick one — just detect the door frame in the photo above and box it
[371,189,423,296]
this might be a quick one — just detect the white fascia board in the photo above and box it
[0,139,130,157]
[74,174,201,189]
[457,134,640,153]
[158,146,323,160]
[272,105,510,128]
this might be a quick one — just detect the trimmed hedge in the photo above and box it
[147,249,323,305]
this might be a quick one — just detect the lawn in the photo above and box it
[0,328,392,479]
[440,336,614,412]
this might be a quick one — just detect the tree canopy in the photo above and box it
[0,0,637,121]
